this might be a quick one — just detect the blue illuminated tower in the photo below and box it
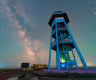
[48,11,88,70]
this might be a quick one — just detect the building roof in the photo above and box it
[48,11,69,26]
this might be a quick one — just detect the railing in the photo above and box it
[51,40,56,47]
[58,26,66,29]
[51,39,72,47]
[58,27,66,29]
[59,39,72,43]
[52,27,66,35]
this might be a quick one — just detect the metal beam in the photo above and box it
[72,49,78,70]
[48,27,53,70]
[63,19,88,70]
[55,23,60,70]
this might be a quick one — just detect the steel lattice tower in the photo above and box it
[48,11,88,70]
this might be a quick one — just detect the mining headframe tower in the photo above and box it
[48,11,88,70]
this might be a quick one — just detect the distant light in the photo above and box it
[95,13,96,14]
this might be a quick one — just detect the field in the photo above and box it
[50,66,96,69]
[0,67,96,80]
[0,66,96,72]
[0,68,22,72]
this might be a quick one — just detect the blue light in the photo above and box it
[60,63,66,69]
[62,64,65,67]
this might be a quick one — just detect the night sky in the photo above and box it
[0,0,96,68]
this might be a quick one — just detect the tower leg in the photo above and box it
[48,28,52,70]
[72,49,78,70]
[63,19,88,70]
[56,53,58,69]
[55,23,60,70]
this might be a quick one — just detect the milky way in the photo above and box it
[0,0,96,68]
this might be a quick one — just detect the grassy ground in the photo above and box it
[50,67,96,69]
[0,69,13,72]
[0,68,22,72]
[5,67,96,80]
[0,66,96,72]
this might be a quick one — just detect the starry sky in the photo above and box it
[0,0,96,68]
